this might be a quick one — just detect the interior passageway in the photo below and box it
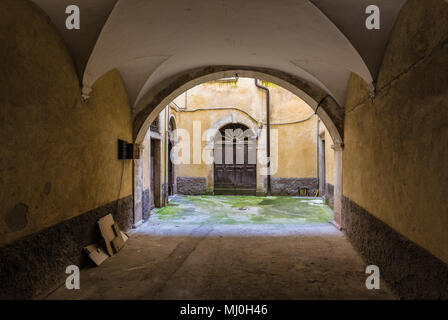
[46,196,394,300]
[1,0,447,300]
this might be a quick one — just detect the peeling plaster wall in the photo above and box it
[343,0,448,264]
[0,0,133,248]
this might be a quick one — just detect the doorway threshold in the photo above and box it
[213,188,256,196]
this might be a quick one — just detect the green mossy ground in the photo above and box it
[152,195,333,225]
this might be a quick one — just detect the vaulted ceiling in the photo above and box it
[32,0,407,110]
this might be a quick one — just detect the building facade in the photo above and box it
[140,77,336,215]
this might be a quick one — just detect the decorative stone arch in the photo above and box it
[169,114,177,127]
[133,66,343,146]
[203,113,260,193]
[133,66,344,228]
[168,114,178,195]
[204,111,260,150]
[168,113,178,142]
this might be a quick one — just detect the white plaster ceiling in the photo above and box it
[32,0,407,108]
[31,0,118,75]
[310,0,407,78]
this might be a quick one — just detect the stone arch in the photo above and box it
[167,114,178,195]
[168,113,178,142]
[169,113,177,128]
[204,112,260,150]
[202,113,260,193]
[133,66,344,228]
[133,66,344,147]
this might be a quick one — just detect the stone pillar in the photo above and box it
[256,144,267,195]
[133,145,144,228]
[204,145,214,194]
[332,143,343,229]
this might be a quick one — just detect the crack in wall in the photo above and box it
[346,37,448,115]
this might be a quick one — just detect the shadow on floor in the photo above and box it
[45,196,395,300]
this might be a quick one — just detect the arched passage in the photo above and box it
[1,0,446,300]
[132,68,345,228]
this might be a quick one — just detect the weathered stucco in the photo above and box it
[343,0,448,263]
[274,120,317,179]
[324,129,335,185]
[171,78,320,193]
[142,133,151,190]
[0,0,133,247]
[133,67,344,147]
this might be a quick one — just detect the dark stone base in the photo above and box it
[0,195,133,300]
[142,188,150,220]
[177,177,207,195]
[324,183,334,209]
[342,196,448,299]
[270,178,318,196]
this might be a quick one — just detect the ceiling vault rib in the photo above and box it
[31,0,405,108]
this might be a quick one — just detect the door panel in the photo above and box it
[214,124,256,191]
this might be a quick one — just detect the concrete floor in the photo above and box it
[46,195,395,300]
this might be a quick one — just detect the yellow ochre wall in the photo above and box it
[343,0,448,263]
[273,120,317,178]
[0,0,133,247]
[172,78,320,181]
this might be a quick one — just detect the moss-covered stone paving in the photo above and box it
[152,195,333,225]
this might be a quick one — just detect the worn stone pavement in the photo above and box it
[45,196,395,300]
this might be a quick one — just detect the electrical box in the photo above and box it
[118,139,128,159]
[118,139,141,159]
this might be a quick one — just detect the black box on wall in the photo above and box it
[118,139,140,159]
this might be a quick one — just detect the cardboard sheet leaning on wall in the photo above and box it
[83,214,129,266]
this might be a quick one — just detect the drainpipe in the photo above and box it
[164,106,169,206]
[314,95,332,197]
[316,118,320,196]
[255,79,271,195]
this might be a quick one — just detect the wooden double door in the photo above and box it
[214,124,257,191]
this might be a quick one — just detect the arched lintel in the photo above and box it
[168,114,177,128]
[168,113,177,142]
[134,66,344,145]
[204,113,259,150]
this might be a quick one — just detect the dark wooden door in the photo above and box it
[214,124,256,190]
[150,152,155,208]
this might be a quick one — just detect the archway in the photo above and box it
[134,67,343,146]
[133,68,344,229]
